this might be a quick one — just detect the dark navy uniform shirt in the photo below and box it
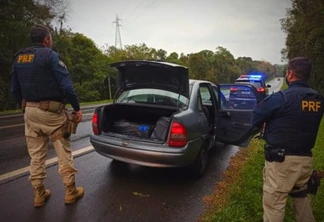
[10,45,80,111]
[252,80,324,154]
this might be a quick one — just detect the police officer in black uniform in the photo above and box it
[252,57,324,222]
[10,24,84,207]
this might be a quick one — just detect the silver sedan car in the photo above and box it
[90,60,262,177]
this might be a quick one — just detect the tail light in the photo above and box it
[257,87,265,92]
[92,113,99,135]
[168,122,187,147]
[230,87,237,92]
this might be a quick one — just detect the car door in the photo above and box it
[198,83,217,131]
[215,84,263,147]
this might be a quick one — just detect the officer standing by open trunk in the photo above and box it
[10,24,84,207]
[252,57,324,221]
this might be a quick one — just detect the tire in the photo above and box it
[188,142,209,178]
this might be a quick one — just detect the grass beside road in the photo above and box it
[201,122,324,222]
[200,81,324,221]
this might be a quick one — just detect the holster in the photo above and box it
[63,112,79,139]
[307,170,321,195]
[264,144,285,162]
[21,99,26,113]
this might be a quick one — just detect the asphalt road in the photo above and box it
[0,103,240,222]
[0,141,240,222]
[0,105,100,174]
[0,80,283,221]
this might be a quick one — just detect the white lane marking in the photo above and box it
[0,146,94,182]
[0,114,22,119]
[0,123,25,129]
[0,113,93,130]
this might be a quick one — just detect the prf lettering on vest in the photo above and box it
[302,100,321,112]
[17,54,34,63]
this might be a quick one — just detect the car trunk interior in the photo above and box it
[101,103,178,141]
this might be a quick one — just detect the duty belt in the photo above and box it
[284,151,312,157]
[25,101,66,114]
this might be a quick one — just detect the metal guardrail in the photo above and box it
[0,103,108,118]
[0,103,110,128]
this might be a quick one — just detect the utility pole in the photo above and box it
[113,14,123,49]
[108,76,112,100]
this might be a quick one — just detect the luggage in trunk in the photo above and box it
[113,120,155,138]
[101,104,176,141]
[150,117,171,140]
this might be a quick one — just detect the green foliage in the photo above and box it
[274,64,287,77]
[74,82,100,102]
[0,0,56,110]
[188,53,209,80]
[212,46,241,83]
[236,57,256,74]
[155,49,167,61]
[281,0,324,95]
[1,1,277,111]
[166,52,180,64]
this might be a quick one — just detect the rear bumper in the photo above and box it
[90,135,202,168]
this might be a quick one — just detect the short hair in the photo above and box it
[288,57,312,81]
[30,24,51,44]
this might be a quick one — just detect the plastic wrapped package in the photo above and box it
[113,120,154,138]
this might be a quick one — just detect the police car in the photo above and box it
[228,85,258,109]
[234,74,271,99]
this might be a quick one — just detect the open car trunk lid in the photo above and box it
[111,60,190,98]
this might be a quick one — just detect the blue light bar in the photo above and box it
[248,75,262,79]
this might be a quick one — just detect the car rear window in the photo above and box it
[116,88,189,108]
[235,80,263,88]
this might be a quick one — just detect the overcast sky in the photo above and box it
[65,0,292,64]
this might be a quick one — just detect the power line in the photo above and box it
[146,0,157,8]
[120,0,132,18]
[124,0,157,26]
[123,0,147,22]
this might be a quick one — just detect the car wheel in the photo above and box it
[188,142,209,178]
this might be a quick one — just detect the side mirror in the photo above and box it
[267,85,271,88]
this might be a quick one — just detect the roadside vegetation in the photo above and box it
[1,1,282,112]
[200,82,324,221]
[201,0,324,219]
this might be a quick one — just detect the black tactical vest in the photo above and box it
[265,85,324,155]
[12,46,63,102]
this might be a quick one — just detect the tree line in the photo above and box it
[1,0,287,111]
[281,0,324,95]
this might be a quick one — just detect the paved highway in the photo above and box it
[0,80,283,221]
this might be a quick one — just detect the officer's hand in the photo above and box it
[74,110,82,123]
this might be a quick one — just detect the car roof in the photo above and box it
[235,74,264,82]
[189,79,213,84]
